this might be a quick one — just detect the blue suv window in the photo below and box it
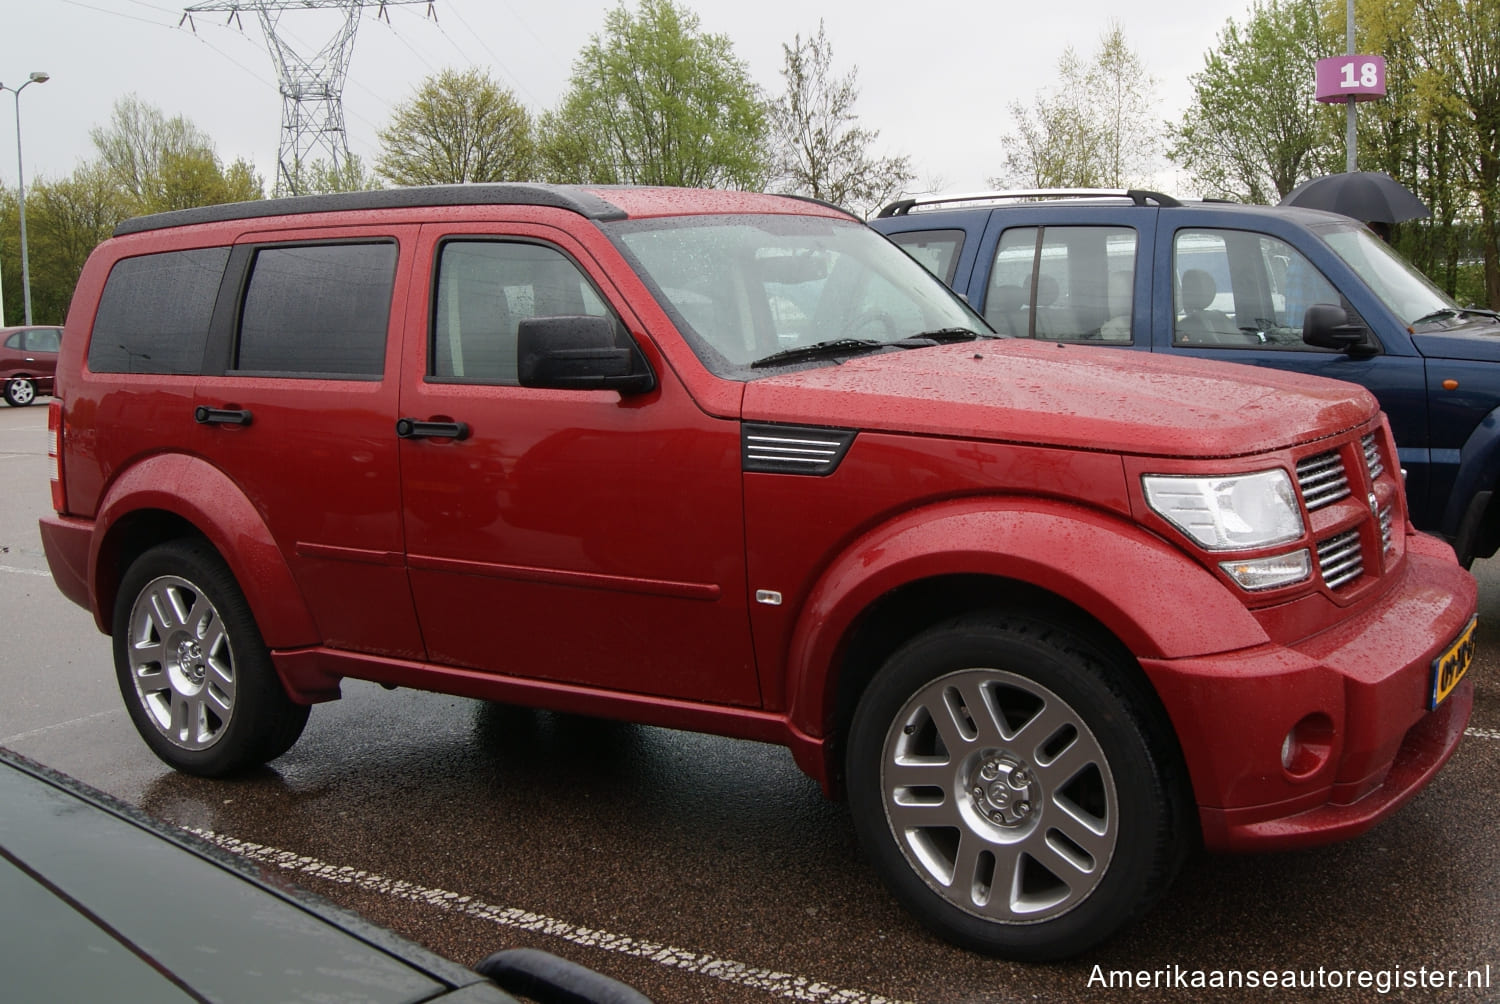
[986,226,1136,343]
[1172,229,1342,350]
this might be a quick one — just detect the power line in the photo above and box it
[180,0,436,194]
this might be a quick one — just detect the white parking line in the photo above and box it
[1467,727,1500,742]
[192,829,909,1004]
[0,563,51,577]
[2,709,121,745]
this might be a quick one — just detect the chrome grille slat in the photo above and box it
[1317,530,1363,589]
[1362,433,1386,481]
[1296,451,1350,509]
[1379,504,1394,556]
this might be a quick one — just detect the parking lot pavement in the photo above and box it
[3,400,1497,1002]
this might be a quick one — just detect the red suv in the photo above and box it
[1,324,62,406]
[39,185,1477,960]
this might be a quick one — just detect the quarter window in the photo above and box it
[88,248,230,375]
[432,241,614,384]
[236,243,395,377]
[887,229,965,285]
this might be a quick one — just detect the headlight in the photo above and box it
[1142,469,1304,551]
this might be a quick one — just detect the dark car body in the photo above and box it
[872,190,1500,565]
[0,324,62,406]
[0,746,646,1003]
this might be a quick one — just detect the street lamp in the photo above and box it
[1,70,50,326]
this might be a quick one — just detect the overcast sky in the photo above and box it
[5,0,1264,201]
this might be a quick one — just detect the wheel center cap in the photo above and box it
[970,753,1037,827]
[176,638,206,683]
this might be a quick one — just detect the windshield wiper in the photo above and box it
[898,327,993,344]
[751,338,889,368]
[1410,308,1462,327]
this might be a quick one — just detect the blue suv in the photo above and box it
[872,189,1500,565]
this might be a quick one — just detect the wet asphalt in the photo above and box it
[2,402,1497,1003]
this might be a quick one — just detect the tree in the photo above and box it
[768,21,913,217]
[15,165,127,324]
[1168,0,1341,202]
[294,154,380,195]
[536,0,769,189]
[376,68,535,186]
[89,96,264,215]
[992,25,1159,190]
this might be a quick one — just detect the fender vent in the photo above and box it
[743,424,856,476]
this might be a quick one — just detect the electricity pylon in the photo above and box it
[181,1,435,194]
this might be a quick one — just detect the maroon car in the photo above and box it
[39,184,1477,960]
[0,324,62,406]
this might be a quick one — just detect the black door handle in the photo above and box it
[396,418,470,441]
[194,406,253,426]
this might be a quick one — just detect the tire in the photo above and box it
[4,376,37,407]
[113,539,310,776]
[846,614,1189,960]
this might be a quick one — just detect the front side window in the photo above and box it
[88,247,230,375]
[985,226,1137,343]
[432,241,614,384]
[1173,229,1342,349]
[237,243,395,377]
[609,214,983,377]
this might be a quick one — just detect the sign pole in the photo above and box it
[1346,0,1357,172]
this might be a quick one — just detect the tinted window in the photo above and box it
[432,241,611,384]
[88,248,230,374]
[1173,229,1341,348]
[888,229,965,284]
[237,243,395,377]
[986,226,1136,343]
[3,332,20,349]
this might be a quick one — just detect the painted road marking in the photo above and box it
[193,829,910,1004]
[1468,727,1500,742]
[0,563,52,577]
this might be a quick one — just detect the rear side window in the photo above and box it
[26,328,61,352]
[236,243,396,377]
[88,248,230,374]
[986,226,1137,343]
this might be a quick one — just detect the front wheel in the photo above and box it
[846,614,1188,960]
[4,376,37,406]
[113,539,309,776]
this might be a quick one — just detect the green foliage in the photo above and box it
[376,68,534,186]
[536,0,770,189]
[1169,0,1343,202]
[993,24,1160,190]
[768,21,913,218]
[285,154,381,196]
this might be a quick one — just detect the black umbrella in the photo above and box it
[1279,171,1430,223]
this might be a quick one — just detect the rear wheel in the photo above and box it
[846,614,1188,960]
[4,376,37,407]
[113,540,309,776]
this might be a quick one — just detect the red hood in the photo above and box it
[741,341,1376,458]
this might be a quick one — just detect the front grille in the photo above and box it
[1296,451,1349,510]
[1362,433,1385,481]
[1317,530,1363,590]
[1379,504,1394,556]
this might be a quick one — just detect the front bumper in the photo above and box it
[1140,535,1477,853]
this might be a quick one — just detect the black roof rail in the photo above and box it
[112,183,632,237]
[877,188,1182,217]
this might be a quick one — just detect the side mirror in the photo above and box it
[517,315,655,394]
[1303,303,1373,354]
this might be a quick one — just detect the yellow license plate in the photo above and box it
[1431,616,1477,710]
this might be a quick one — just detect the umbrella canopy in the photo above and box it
[1279,171,1430,223]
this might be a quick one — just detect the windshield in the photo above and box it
[608,214,988,377]
[1320,225,1459,327]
